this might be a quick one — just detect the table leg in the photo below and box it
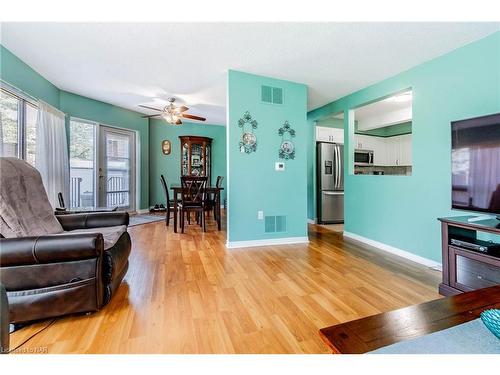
[173,192,178,233]
[217,190,221,231]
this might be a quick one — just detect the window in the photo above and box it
[0,87,38,165]
[69,118,97,208]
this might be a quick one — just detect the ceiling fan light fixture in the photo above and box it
[162,113,181,125]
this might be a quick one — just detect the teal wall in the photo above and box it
[308,31,500,262]
[1,45,59,107]
[227,70,308,243]
[316,117,343,129]
[149,119,226,206]
[0,44,150,209]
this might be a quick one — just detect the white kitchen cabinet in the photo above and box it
[316,126,344,144]
[354,133,412,166]
[385,134,412,166]
[371,137,387,166]
[354,134,370,150]
[385,137,400,166]
[398,134,412,166]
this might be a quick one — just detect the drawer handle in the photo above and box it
[477,275,483,279]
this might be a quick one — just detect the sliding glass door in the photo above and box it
[98,126,135,211]
[69,119,136,211]
[69,119,97,208]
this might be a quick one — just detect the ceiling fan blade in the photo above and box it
[178,106,189,112]
[139,104,164,112]
[141,114,163,118]
[181,113,206,121]
[175,119,182,125]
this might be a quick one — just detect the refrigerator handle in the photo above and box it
[334,145,338,189]
[337,147,344,189]
[335,145,340,189]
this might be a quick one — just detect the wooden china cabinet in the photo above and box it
[179,136,212,185]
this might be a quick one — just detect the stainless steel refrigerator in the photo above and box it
[317,142,344,224]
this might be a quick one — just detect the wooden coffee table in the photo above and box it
[319,285,500,354]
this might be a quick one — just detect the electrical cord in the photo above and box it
[8,318,56,354]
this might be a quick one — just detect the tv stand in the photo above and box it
[438,216,500,296]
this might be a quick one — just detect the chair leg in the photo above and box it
[202,210,206,232]
[181,209,185,233]
[166,208,170,226]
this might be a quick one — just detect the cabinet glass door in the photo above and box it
[191,142,203,176]
[182,142,189,175]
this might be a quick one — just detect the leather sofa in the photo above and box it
[0,157,132,324]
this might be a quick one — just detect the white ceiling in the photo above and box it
[1,23,498,125]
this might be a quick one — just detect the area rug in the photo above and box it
[129,214,165,227]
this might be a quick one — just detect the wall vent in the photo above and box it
[261,85,283,104]
[264,215,287,233]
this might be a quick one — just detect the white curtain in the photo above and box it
[35,100,69,208]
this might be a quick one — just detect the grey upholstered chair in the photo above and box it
[0,157,132,324]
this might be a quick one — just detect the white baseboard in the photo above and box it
[226,236,309,249]
[307,218,317,224]
[136,208,150,214]
[343,231,442,269]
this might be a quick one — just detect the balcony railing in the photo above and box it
[70,177,82,208]
[69,174,128,208]
[107,176,129,207]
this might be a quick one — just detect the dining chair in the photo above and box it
[205,175,224,218]
[160,174,179,227]
[179,176,208,233]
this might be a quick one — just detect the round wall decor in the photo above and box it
[238,111,258,154]
[278,121,296,159]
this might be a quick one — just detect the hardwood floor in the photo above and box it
[10,215,441,354]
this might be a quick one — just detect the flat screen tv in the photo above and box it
[451,113,500,214]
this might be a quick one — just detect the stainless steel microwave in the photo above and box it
[354,149,374,166]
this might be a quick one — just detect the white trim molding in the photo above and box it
[226,236,309,249]
[136,208,150,214]
[343,231,442,269]
[307,218,317,224]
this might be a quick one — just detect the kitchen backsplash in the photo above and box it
[354,165,412,176]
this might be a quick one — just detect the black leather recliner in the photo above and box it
[0,158,132,324]
[0,212,131,323]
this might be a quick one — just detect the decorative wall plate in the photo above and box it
[161,139,171,155]
[278,121,296,160]
[238,111,258,154]
[280,140,295,156]
[242,132,256,146]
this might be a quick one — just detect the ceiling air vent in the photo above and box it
[261,85,283,105]
[264,215,287,233]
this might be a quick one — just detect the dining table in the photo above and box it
[170,185,224,233]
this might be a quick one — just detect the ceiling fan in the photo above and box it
[139,97,206,125]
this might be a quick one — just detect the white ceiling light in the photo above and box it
[392,92,413,103]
